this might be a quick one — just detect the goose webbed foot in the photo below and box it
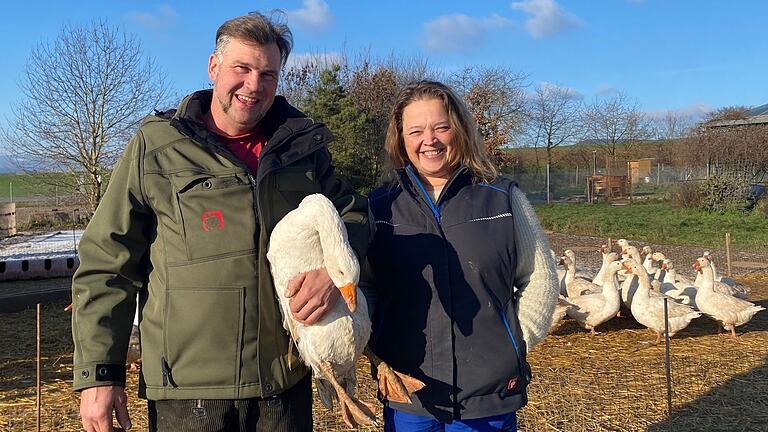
[363,347,425,404]
[318,361,377,428]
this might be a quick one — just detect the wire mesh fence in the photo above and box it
[505,164,716,204]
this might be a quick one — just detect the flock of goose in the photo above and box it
[551,239,765,343]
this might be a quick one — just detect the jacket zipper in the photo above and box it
[161,357,171,386]
[402,165,468,228]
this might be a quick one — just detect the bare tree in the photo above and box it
[281,63,324,110]
[2,20,171,212]
[704,105,751,123]
[658,110,695,140]
[526,83,582,167]
[581,92,650,161]
[691,122,768,181]
[647,110,696,165]
[449,66,528,167]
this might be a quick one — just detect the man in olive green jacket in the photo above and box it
[72,12,368,432]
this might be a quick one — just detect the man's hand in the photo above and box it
[286,267,339,325]
[80,385,131,432]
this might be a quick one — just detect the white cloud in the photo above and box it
[596,84,619,95]
[127,4,177,33]
[423,13,514,53]
[286,0,335,33]
[510,0,583,39]
[646,103,712,121]
[284,52,343,71]
[539,81,583,99]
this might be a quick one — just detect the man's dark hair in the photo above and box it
[214,11,293,67]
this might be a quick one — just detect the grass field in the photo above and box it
[535,200,768,252]
[0,174,76,201]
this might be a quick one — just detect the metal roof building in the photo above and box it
[707,103,768,128]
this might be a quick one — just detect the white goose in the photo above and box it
[621,245,665,299]
[694,252,749,299]
[549,295,575,333]
[591,245,617,287]
[621,246,647,308]
[559,255,601,297]
[701,251,738,285]
[564,249,597,281]
[641,246,659,276]
[693,257,764,337]
[650,251,667,282]
[624,259,701,344]
[564,260,624,335]
[616,239,630,250]
[659,259,698,308]
[642,247,667,289]
[268,194,423,427]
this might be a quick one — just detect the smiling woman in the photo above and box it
[364,80,560,431]
[401,98,456,190]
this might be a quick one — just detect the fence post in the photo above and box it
[546,163,551,204]
[575,166,579,186]
[37,303,42,432]
[657,163,661,186]
[72,209,80,253]
[664,297,673,415]
[725,232,733,277]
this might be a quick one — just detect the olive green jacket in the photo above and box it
[71,90,368,400]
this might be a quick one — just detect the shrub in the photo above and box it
[668,181,703,209]
[700,175,751,212]
[754,196,768,217]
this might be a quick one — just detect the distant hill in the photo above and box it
[0,155,19,173]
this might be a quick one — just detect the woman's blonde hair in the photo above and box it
[384,80,497,182]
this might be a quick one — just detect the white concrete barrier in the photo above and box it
[0,256,79,281]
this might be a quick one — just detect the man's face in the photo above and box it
[207,39,281,136]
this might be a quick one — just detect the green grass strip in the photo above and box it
[534,201,768,252]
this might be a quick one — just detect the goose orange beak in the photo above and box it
[339,283,357,313]
[622,262,633,273]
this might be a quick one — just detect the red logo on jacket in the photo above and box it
[201,210,225,232]
[506,376,520,391]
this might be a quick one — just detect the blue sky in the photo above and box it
[1,0,766,128]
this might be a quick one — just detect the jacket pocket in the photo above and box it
[163,287,244,388]
[171,172,256,261]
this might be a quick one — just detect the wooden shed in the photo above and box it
[586,175,630,202]
[628,159,654,184]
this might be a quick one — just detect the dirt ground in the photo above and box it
[1,234,767,431]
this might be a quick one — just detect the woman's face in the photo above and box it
[401,98,456,188]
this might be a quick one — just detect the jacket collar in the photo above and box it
[171,89,315,149]
[396,165,471,207]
